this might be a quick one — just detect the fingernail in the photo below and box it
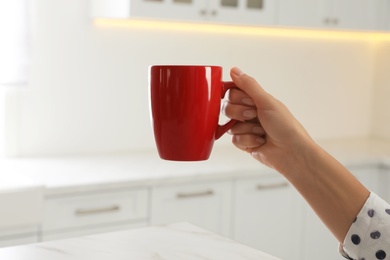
[243,110,256,118]
[231,67,243,76]
[242,98,254,106]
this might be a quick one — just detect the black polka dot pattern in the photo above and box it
[376,250,386,260]
[370,231,381,239]
[340,193,390,260]
[351,234,361,245]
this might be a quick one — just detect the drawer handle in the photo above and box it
[256,182,288,190]
[75,205,120,216]
[176,190,214,199]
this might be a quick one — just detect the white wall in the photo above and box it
[4,0,378,156]
[372,42,390,140]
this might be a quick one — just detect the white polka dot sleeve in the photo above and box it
[339,192,390,260]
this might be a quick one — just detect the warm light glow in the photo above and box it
[94,18,390,42]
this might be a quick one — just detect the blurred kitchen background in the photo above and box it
[1,0,390,259]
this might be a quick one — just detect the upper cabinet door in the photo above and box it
[130,0,208,21]
[278,0,330,28]
[278,0,382,31]
[91,0,385,31]
[208,0,278,26]
[332,0,380,30]
[91,0,208,21]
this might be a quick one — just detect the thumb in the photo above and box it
[230,67,276,110]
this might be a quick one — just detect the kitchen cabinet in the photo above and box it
[0,226,39,248]
[150,180,232,237]
[91,0,388,31]
[379,165,390,202]
[301,166,382,260]
[41,188,149,241]
[233,174,303,260]
[0,184,43,247]
[278,0,381,30]
[383,0,390,30]
[90,0,278,26]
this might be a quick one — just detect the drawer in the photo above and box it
[151,181,232,237]
[42,189,148,232]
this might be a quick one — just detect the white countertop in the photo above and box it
[0,222,280,260]
[1,138,390,197]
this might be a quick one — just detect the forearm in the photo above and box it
[282,142,370,243]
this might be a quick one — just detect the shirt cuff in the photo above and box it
[339,192,390,260]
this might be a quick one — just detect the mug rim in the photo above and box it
[149,65,222,69]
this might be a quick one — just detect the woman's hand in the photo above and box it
[223,67,315,176]
[224,67,370,243]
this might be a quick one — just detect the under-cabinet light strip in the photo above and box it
[94,18,390,41]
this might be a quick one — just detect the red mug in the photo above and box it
[149,65,237,161]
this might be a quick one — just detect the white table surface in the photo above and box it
[0,222,280,260]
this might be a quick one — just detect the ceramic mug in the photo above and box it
[149,65,237,161]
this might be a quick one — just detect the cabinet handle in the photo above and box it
[75,205,120,216]
[256,182,288,190]
[211,10,217,16]
[176,190,214,199]
[332,18,339,25]
[199,9,207,16]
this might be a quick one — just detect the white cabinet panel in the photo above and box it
[210,0,278,25]
[150,181,232,237]
[278,0,330,28]
[332,0,379,30]
[233,175,303,260]
[90,0,278,26]
[42,189,148,232]
[130,0,207,21]
[278,0,381,30]
[0,187,43,230]
[0,236,38,248]
[0,226,39,248]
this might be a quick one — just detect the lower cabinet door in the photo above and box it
[0,226,39,248]
[150,181,232,237]
[233,174,303,260]
[0,236,38,248]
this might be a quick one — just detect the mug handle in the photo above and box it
[215,81,238,140]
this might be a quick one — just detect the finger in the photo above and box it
[230,67,277,111]
[232,134,266,151]
[222,101,257,121]
[228,122,265,136]
[227,89,255,107]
